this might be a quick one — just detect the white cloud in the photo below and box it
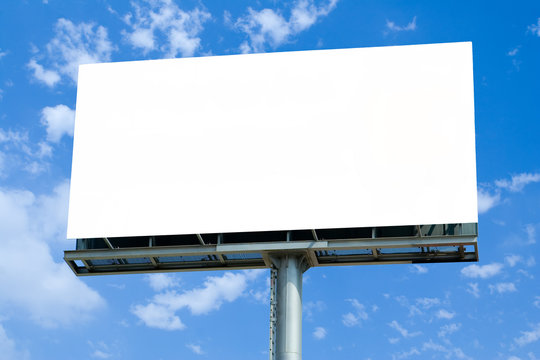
[505,255,523,267]
[0,182,105,328]
[0,324,29,360]
[27,59,61,87]
[461,263,503,279]
[123,0,211,58]
[40,104,75,143]
[477,188,500,214]
[495,173,540,192]
[0,49,7,59]
[30,18,114,85]
[186,343,204,355]
[392,347,420,360]
[515,323,540,347]
[438,323,461,338]
[466,282,480,298]
[386,16,417,32]
[144,273,178,291]
[342,298,368,327]
[533,296,540,309]
[342,312,359,327]
[508,48,519,56]
[234,0,338,53]
[304,300,325,321]
[389,320,421,338]
[525,224,536,245]
[529,18,540,36]
[132,302,184,330]
[410,264,428,274]
[436,309,455,320]
[416,297,440,309]
[91,350,111,359]
[313,326,327,340]
[489,282,517,294]
[132,270,263,330]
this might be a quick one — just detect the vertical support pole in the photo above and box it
[269,266,278,360]
[271,254,307,360]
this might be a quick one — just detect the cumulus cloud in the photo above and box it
[131,302,184,330]
[477,188,500,214]
[27,59,61,87]
[489,282,517,294]
[234,0,338,53]
[342,298,368,327]
[389,320,421,338]
[495,173,540,192]
[386,16,417,32]
[144,273,179,291]
[132,270,264,330]
[461,263,503,279]
[515,323,540,347]
[122,0,211,58]
[40,104,75,143]
[29,18,114,85]
[313,326,327,340]
[528,18,540,36]
[0,182,105,328]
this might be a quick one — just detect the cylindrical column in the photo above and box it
[274,255,304,360]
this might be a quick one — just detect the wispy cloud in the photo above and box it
[436,309,456,320]
[528,18,540,36]
[29,19,114,86]
[489,282,517,294]
[186,343,204,355]
[505,254,523,267]
[410,264,428,274]
[461,263,503,279]
[515,323,540,346]
[389,320,421,338]
[234,0,338,53]
[313,326,327,340]
[342,298,368,327]
[477,188,500,214]
[122,0,211,58]
[386,16,417,32]
[478,172,540,214]
[438,323,461,338]
[466,282,480,298]
[0,323,30,360]
[495,173,540,192]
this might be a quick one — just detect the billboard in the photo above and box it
[67,42,477,240]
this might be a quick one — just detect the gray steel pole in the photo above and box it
[273,255,307,360]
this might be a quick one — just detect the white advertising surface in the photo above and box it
[67,42,477,239]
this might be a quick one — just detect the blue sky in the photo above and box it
[1,0,540,359]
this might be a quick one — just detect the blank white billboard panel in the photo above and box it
[67,42,477,239]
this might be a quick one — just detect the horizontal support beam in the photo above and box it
[65,236,476,261]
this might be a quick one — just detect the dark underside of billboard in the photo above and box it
[64,223,478,276]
